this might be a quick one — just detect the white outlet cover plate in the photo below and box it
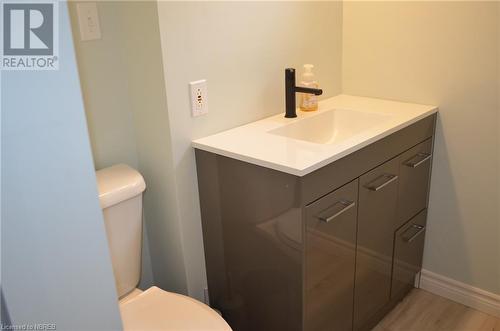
[190,79,208,117]
[76,2,101,41]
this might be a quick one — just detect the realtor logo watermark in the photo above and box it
[1,1,59,70]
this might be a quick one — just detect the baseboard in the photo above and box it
[419,269,500,318]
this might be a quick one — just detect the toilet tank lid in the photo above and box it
[96,164,146,209]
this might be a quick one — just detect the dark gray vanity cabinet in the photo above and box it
[354,158,400,330]
[195,114,436,331]
[397,139,433,228]
[391,210,427,300]
[305,180,358,331]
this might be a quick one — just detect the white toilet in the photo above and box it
[96,164,231,331]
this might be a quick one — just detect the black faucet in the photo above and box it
[285,68,323,118]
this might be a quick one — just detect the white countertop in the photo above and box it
[192,95,438,177]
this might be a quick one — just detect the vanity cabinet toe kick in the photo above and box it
[195,114,436,331]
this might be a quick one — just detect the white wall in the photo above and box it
[1,2,123,328]
[114,2,189,294]
[69,1,193,293]
[69,0,139,170]
[342,1,499,294]
[156,1,344,300]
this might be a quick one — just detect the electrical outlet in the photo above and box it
[190,80,208,117]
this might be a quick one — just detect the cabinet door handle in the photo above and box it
[403,224,425,243]
[365,174,398,192]
[404,153,432,168]
[317,200,355,223]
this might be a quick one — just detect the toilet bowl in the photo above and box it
[96,164,231,331]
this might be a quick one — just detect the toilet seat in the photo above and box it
[119,286,232,331]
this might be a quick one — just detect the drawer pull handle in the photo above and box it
[365,174,398,192]
[318,200,355,223]
[405,153,432,168]
[403,224,426,243]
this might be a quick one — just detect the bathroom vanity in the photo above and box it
[193,95,438,331]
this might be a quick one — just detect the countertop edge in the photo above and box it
[192,105,438,177]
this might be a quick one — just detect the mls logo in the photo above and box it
[1,2,59,70]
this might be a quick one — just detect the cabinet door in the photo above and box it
[397,138,433,228]
[305,180,358,331]
[392,209,427,299]
[354,157,399,331]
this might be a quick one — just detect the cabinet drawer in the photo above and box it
[391,209,427,299]
[301,115,436,204]
[305,180,358,331]
[397,138,433,228]
[354,157,399,331]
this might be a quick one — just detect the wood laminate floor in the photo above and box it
[373,289,500,331]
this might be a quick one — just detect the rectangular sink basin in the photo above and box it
[192,95,438,176]
[268,108,394,144]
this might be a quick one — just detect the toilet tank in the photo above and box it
[96,164,146,298]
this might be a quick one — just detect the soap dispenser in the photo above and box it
[299,64,320,112]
